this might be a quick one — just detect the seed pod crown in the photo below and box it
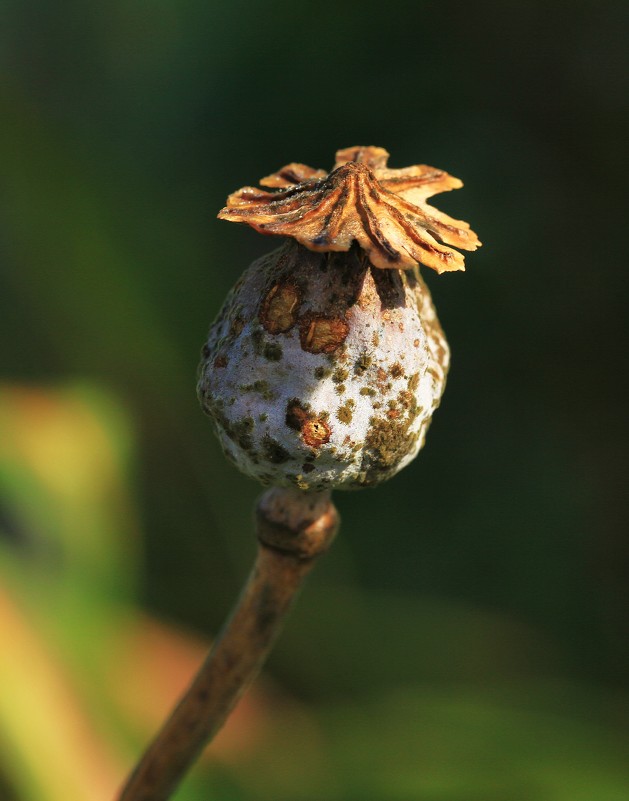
[219,145,480,273]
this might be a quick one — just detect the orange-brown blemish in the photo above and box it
[299,316,349,354]
[230,316,245,337]
[260,282,301,334]
[398,390,413,408]
[413,338,420,348]
[302,418,331,448]
[213,355,228,369]
[286,398,331,448]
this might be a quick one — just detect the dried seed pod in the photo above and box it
[198,147,480,490]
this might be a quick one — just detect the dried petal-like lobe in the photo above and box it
[218,146,481,274]
[260,163,327,188]
[376,165,463,201]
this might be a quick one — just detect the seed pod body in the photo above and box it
[198,242,449,490]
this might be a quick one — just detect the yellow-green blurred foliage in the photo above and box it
[1,0,628,799]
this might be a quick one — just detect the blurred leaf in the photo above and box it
[272,585,566,697]
[0,383,138,799]
[228,683,629,801]
[0,586,122,801]
[321,685,629,801]
[0,383,139,618]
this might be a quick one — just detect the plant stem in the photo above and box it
[117,487,339,801]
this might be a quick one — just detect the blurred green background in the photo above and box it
[1,1,628,799]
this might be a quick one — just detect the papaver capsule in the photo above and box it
[198,147,480,491]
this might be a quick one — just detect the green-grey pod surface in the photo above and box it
[198,242,449,491]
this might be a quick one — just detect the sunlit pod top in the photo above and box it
[218,146,481,274]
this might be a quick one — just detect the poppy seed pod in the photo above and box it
[198,147,480,491]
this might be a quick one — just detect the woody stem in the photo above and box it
[116,487,339,801]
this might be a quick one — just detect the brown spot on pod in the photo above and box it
[398,390,413,408]
[354,353,372,374]
[261,436,290,464]
[314,365,332,380]
[302,419,331,448]
[408,373,420,391]
[230,316,245,337]
[213,355,228,369]
[337,399,355,425]
[299,315,349,354]
[260,282,302,334]
[362,415,419,483]
[285,398,310,430]
[285,398,331,448]
[263,343,283,361]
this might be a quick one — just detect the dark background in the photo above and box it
[1,1,628,799]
